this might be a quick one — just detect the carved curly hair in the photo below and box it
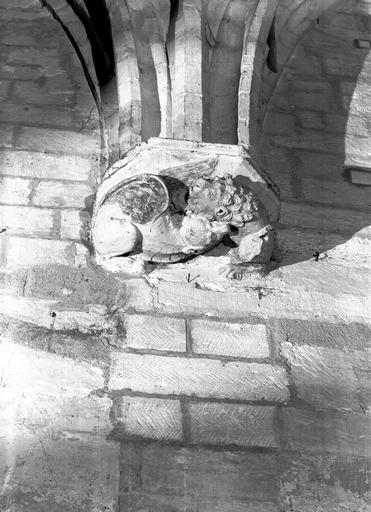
[186,173,258,228]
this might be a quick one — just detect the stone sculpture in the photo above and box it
[91,148,276,279]
[86,0,281,282]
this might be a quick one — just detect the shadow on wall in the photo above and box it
[259,3,370,269]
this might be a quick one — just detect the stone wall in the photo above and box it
[0,0,100,270]
[260,3,370,266]
[0,0,370,511]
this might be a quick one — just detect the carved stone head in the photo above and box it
[186,174,258,228]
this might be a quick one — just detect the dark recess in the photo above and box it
[65,0,115,85]
[266,16,278,73]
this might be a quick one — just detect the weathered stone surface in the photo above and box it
[301,175,370,209]
[0,270,29,296]
[60,209,87,240]
[0,204,54,237]
[12,80,74,106]
[353,349,371,410]
[0,296,55,328]
[0,64,41,80]
[0,102,90,129]
[296,110,323,130]
[280,201,368,235]
[0,176,31,205]
[113,396,183,441]
[188,402,277,447]
[121,443,279,502]
[33,181,93,208]
[6,46,59,66]
[277,227,370,269]
[271,318,371,352]
[208,0,250,144]
[120,493,278,512]
[279,452,371,512]
[0,433,119,512]
[292,79,333,94]
[52,305,117,334]
[270,130,345,153]
[0,8,45,21]
[0,79,10,100]
[0,318,110,367]
[156,280,370,324]
[0,295,116,334]
[324,55,365,76]
[281,342,361,411]
[0,150,94,181]
[23,265,119,307]
[1,237,88,268]
[172,0,203,141]
[271,90,336,114]
[0,124,14,147]
[326,113,369,137]
[264,112,295,134]
[190,319,269,358]
[281,407,371,456]
[110,353,289,402]
[15,126,100,156]
[123,314,186,352]
[0,339,118,510]
[117,278,154,312]
[0,341,107,434]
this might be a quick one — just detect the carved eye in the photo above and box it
[215,206,228,217]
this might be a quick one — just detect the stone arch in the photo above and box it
[39,0,111,174]
[264,0,360,112]
[238,0,363,162]
[274,0,359,68]
[258,0,370,266]
[238,0,278,154]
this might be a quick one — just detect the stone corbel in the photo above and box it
[89,0,281,280]
[91,139,279,279]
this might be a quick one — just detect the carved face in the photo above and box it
[186,176,232,222]
[185,174,254,228]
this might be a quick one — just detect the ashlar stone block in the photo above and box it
[190,319,269,358]
[110,353,289,402]
[113,396,183,441]
[123,314,186,352]
[188,402,277,447]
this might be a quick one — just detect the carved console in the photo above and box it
[91,139,280,280]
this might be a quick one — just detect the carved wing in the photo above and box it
[102,174,169,225]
